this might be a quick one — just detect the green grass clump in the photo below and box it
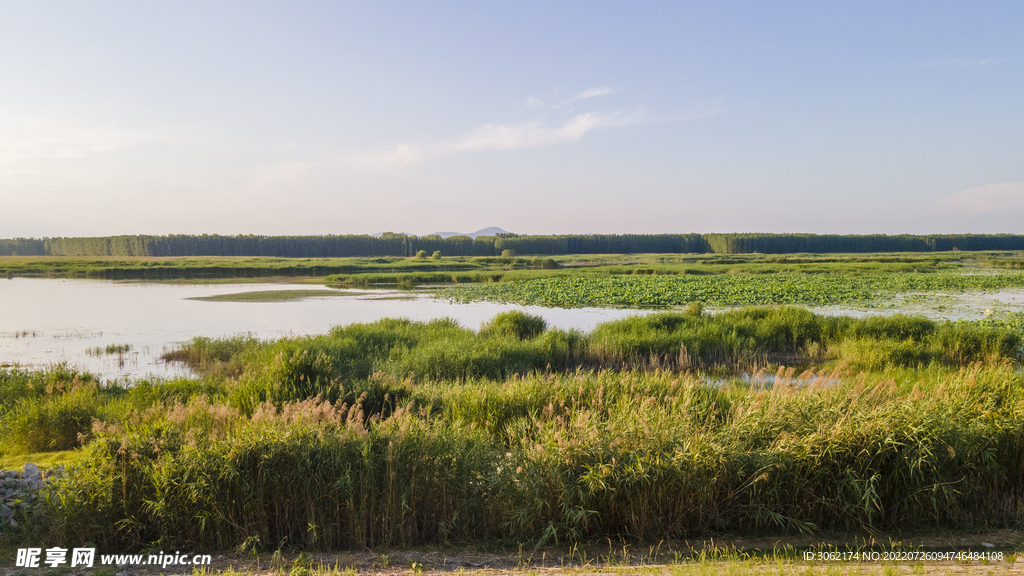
[53,405,499,549]
[479,310,548,340]
[1,385,109,452]
[0,364,100,414]
[85,344,132,356]
[166,308,1023,391]
[163,335,261,378]
[0,367,224,456]
[36,363,1024,550]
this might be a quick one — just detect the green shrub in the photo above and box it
[836,337,933,370]
[1,387,108,452]
[230,344,346,412]
[480,310,547,340]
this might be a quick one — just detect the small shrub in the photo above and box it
[1,387,107,452]
[836,337,933,370]
[480,311,547,340]
[531,258,559,269]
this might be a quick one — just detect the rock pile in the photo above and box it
[0,463,62,531]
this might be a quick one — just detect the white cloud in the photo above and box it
[344,99,722,170]
[345,110,646,168]
[572,86,615,100]
[439,110,645,153]
[940,181,1024,213]
[523,85,617,110]
[337,83,723,172]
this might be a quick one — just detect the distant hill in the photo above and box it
[430,227,510,239]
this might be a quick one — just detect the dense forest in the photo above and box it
[1,232,1023,257]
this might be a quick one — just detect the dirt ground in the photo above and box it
[4,529,1023,576]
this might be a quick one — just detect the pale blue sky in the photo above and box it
[1,1,1021,237]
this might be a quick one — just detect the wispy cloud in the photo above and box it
[573,86,615,100]
[917,58,1003,69]
[524,85,617,110]
[344,99,721,170]
[439,110,644,153]
[940,181,1024,213]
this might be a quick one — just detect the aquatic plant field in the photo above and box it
[443,270,1024,308]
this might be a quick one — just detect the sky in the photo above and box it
[1,1,1022,238]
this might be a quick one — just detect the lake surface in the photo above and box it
[0,278,656,380]
[4,278,1024,381]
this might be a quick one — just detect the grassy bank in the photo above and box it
[1,308,1023,551]
[1,251,1018,282]
[0,255,493,280]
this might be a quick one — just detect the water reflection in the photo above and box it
[0,278,654,380]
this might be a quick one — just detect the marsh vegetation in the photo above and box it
[1,307,1023,552]
[3,249,1024,555]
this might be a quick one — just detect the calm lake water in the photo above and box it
[0,278,655,380]
[4,278,1023,381]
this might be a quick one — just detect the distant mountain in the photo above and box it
[370,227,510,239]
[430,227,510,239]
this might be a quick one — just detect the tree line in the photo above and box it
[2,233,1023,257]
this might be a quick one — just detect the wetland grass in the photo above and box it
[85,343,132,356]
[1,308,1023,551]
[19,361,1024,550]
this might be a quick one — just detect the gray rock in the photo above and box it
[22,463,41,479]
[17,477,44,490]
[0,504,12,519]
